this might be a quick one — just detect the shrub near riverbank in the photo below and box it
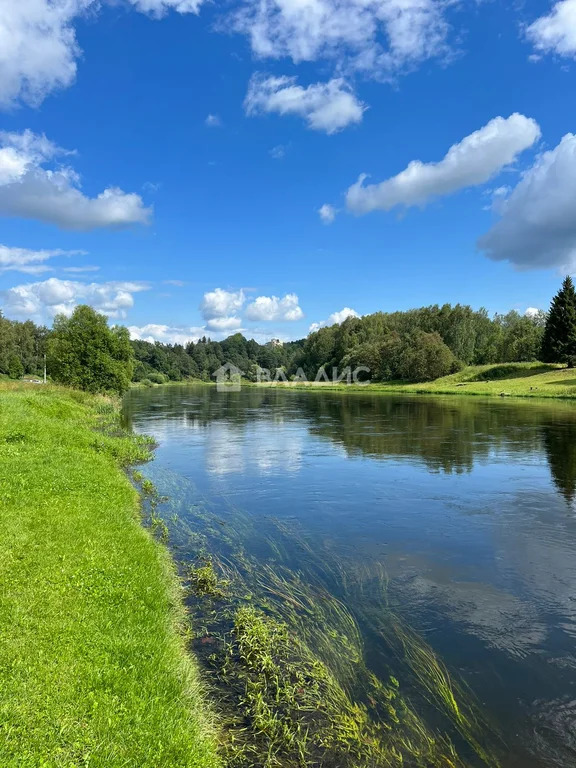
[0,383,219,768]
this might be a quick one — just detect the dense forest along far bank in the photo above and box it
[123,384,576,768]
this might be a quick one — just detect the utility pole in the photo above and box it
[44,354,47,385]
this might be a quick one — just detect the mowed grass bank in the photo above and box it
[0,383,220,768]
[256,363,576,399]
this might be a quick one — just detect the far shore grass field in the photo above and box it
[0,382,220,768]
[253,362,576,400]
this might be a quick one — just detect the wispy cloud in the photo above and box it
[61,265,100,274]
[269,144,287,159]
[233,0,454,80]
[205,113,222,127]
[0,244,86,274]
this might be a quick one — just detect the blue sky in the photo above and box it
[1,0,576,343]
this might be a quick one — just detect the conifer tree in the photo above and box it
[541,276,576,366]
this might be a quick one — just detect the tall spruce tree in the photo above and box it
[541,276,576,365]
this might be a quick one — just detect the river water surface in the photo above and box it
[122,385,576,768]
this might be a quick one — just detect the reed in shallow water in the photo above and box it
[136,465,503,768]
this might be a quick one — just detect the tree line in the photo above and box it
[1,277,575,394]
[125,303,552,387]
[0,314,48,380]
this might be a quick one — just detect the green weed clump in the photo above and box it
[0,383,220,768]
[131,469,171,541]
[214,604,412,768]
[179,546,487,768]
[188,558,229,599]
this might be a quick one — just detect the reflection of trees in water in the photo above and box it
[123,385,576,498]
[542,422,576,502]
[298,394,576,498]
[297,394,548,474]
[122,385,273,429]
[296,395,576,494]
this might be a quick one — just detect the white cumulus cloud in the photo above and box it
[0,130,151,230]
[245,293,303,322]
[318,203,337,223]
[127,0,205,15]
[129,320,249,345]
[0,0,457,112]
[527,0,576,58]
[232,0,453,80]
[309,306,359,332]
[201,288,245,318]
[329,307,360,324]
[478,133,576,272]
[199,287,303,327]
[129,323,208,346]
[0,244,83,275]
[0,277,150,323]
[0,0,89,109]
[346,114,541,215]
[245,74,365,133]
[206,316,244,331]
[200,287,245,331]
[0,0,207,110]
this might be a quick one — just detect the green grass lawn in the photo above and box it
[0,383,220,768]
[383,362,576,398]
[256,362,576,399]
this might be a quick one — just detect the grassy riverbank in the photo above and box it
[0,383,220,768]
[256,362,576,399]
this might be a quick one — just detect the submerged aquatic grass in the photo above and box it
[187,564,445,768]
[217,604,407,768]
[143,466,503,768]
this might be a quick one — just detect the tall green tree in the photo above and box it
[47,305,134,394]
[396,331,462,382]
[541,277,576,365]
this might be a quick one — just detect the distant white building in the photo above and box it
[267,339,284,348]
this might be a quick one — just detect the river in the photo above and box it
[122,385,576,768]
